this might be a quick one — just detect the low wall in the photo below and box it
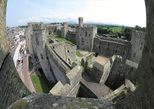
[86,55,117,84]
[78,82,98,98]
[46,48,69,84]
[50,65,83,97]
[47,44,72,71]
[125,78,136,91]
[102,84,125,100]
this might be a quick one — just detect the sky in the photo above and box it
[6,0,146,27]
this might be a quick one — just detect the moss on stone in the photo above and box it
[11,99,27,108]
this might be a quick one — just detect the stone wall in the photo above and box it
[85,57,112,84]
[105,56,125,90]
[66,32,76,43]
[46,44,71,84]
[105,56,138,90]
[51,42,76,65]
[116,1,154,108]
[85,55,132,85]
[0,54,29,109]
[93,37,131,59]
[50,65,83,97]
[0,1,29,108]
[0,0,9,67]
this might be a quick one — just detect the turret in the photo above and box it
[32,22,45,31]
[79,17,83,27]
[63,22,67,38]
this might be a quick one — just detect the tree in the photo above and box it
[124,27,133,41]
[135,25,142,31]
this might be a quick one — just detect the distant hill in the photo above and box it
[84,22,128,27]
[17,21,131,28]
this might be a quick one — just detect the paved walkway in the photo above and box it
[22,55,36,93]
[76,49,92,61]
[81,74,112,99]
[78,49,90,56]
[94,55,109,65]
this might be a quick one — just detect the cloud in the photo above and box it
[14,0,146,27]
[17,15,78,25]
[79,0,146,27]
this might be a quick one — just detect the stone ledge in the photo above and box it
[8,93,116,109]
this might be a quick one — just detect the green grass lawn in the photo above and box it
[101,26,122,32]
[76,52,83,57]
[49,35,75,44]
[87,54,92,59]
[49,35,56,38]
[32,76,50,93]
[111,27,122,32]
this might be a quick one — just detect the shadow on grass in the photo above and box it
[32,69,55,93]
[49,35,76,45]
[34,68,55,93]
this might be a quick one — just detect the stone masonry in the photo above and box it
[0,0,154,109]
[0,0,29,109]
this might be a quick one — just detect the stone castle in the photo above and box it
[1,0,154,108]
[24,17,145,99]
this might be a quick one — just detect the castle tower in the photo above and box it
[79,17,83,27]
[26,23,34,54]
[130,30,145,63]
[32,22,56,83]
[63,22,67,38]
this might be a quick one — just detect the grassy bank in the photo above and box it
[32,76,51,93]
[49,35,75,45]
[76,52,83,57]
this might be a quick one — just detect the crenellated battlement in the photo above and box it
[32,22,45,31]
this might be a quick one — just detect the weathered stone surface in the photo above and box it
[130,30,145,63]
[0,54,29,109]
[0,0,29,108]
[115,0,154,108]
[8,93,116,109]
[0,0,9,67]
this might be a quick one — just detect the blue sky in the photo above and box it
[6,0,146,27]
